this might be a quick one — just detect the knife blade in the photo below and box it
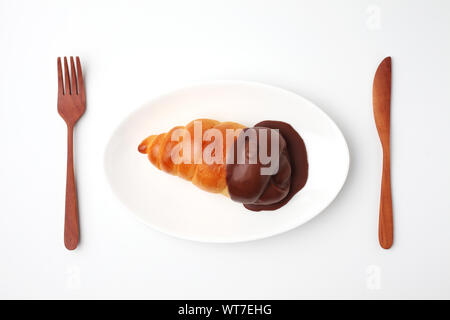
[373,56,393,249]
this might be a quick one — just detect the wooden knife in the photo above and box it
[373,56,393,249]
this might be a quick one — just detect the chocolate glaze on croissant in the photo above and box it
[237,120,309,211]
[225,127,291,205]
[138,119,308,211]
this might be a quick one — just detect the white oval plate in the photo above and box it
[105,81,349,243]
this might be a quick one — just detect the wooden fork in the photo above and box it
[57,57,86,250]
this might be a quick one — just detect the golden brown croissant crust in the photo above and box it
[138,119,245,195]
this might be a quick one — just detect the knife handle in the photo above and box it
[379,149,393,249]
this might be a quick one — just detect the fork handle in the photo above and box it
[379,149,393,249]
[64,125,79,250]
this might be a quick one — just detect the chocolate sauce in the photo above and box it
[226,127,291,205]
[226,121,308,211]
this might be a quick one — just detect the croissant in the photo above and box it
[138,119,245,196]
[138,119,308,211]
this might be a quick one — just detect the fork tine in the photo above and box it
[57,57,64,95]
[63,57,71,95]
[70,57,78,95]
[75,57,85,99]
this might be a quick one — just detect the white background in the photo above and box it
[1,0,450,299]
